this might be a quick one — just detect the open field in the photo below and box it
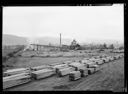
[2,49,15,57]
[3,50,117,70]
[3,50,125,92]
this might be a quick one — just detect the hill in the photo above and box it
[2,34,28,46]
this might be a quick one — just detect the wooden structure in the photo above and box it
[4,68,30,76]
[3,73,31,89]
[31,69,55,80]
[57,67,75,77]
[69,71,81,81]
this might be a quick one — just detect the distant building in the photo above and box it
[2,45,21,50]
[60,45,70,51]
[24,44,60,51]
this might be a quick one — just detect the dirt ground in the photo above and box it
[3,50,117,69]
[4,51,125,92]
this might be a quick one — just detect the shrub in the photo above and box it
[8,52,14,57]
[2,56,8,62]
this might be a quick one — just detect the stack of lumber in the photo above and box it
[63,61,73,64]
[93,59,104,65]
[69,71,81,81]
[102,57,110,63]
[69,62,86,71]
[52,64,69,73]
[57,67,76,77]
[79,68,88,77]
[87,64,100,72]
[87,68,95,74]
[31,65,52,71]
[108,56,114,61]
[120,54,124,57]
[50,63,62,66]
[55,66,69,74]
[84,61,97,68]
[31,69,55,80]
[3,73,31,89]
[80,59,90,65]
[4,68,30,76]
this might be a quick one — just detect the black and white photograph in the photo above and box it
[2,4,125,91]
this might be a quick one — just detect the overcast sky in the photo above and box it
[3,4,124,43]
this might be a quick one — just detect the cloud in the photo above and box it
[3,5,124,43]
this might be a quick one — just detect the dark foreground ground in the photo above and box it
[4,53,124,92]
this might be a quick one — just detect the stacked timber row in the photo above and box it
[57,67,76,77]
[68,62,86,70]
[3,73,31,89]
[3,54,124,89]
[69,71,81,81]
[30,65,52,71]
[52,64,69,73]
[31,69,55,80]
[3,68,30,77]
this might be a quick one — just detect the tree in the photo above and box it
[70,39,81,50]
[103,43,107,49]
[108,44,114,49]
[76,44,81,50]
[119,46,124,50]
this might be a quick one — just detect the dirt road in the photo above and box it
[72,58,124,91]
[5,57,124,92]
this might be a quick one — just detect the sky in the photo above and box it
[3,4,124,43]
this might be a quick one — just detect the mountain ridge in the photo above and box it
[2,34,124,46]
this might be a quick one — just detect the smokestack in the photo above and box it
[60,33,61,47]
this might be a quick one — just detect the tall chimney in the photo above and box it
[60,33,61,47]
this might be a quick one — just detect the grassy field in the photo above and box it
[2,46,25,71]
[3,50,117,70]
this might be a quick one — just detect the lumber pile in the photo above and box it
[31,69,55,80]
[69,71,81,81]
[3,73,31,89]
[4,68,30,77]
[31,65,52,71]
[3,53,124,88]
[57,67,76,77]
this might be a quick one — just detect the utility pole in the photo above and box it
[60,33,61,51]
[60,33,61,46]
